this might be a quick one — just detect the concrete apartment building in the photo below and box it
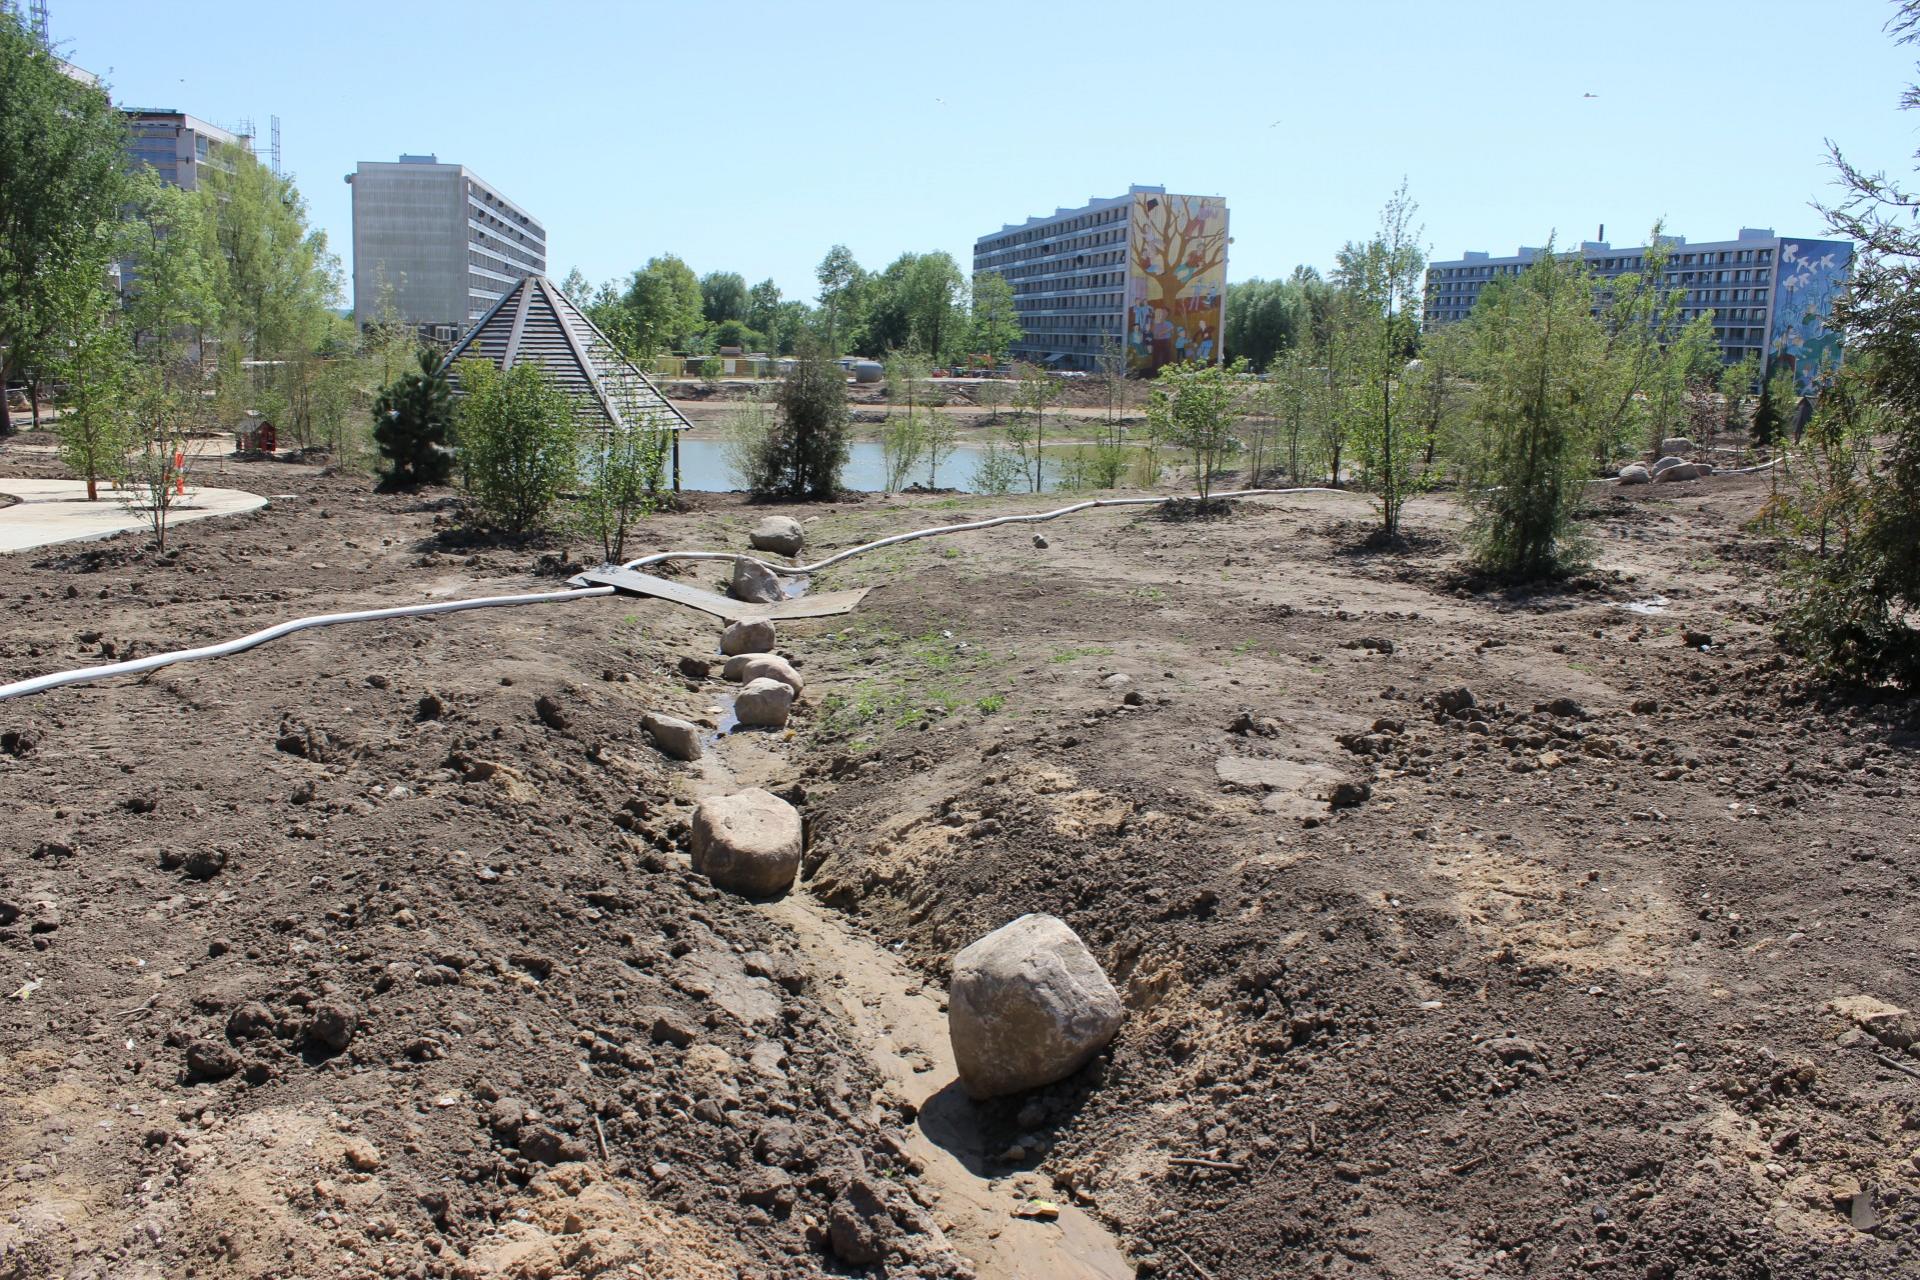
[347,155,547,339]
[1424,228,1854,391]
[123,109,251,191]
[973,184,1228,373]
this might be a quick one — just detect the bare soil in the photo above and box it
[2,448,1918,1280]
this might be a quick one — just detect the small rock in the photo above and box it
[828,1176,894,1265]
[748,516,804,557]
[1682,629,1712,649]
[731,557,785,604]
[343,1141,381,1172]
[415,691,446,722]
[949,913,1124,1099]
[752,1121,812,1171]
[1123,690,1145,706]
[1328,781,1371,809]
[1101,673,1133,691]
[1032,533,1049,549]
[721,617,777,657]
[690,787,804,897]
[1434,687,1476,717]
[1535,697,1586,719]
[645,1008,700,1048]
[534,694,569,730]
[305,1000,358,1054]
[641,713,702,762]
[184,1040,243,1082]
[226,1002,274,1042]
[723,653,804,697]
[676,655,712,679]
[734,677,795,729]
[181,848,227,881]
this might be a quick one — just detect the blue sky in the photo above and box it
[52,0,1920,306]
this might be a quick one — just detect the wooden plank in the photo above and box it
[767,589,870,620]
[572,567,868,621]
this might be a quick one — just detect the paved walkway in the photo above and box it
[0,477,268,553]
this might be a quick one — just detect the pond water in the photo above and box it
[668,437,1066,494]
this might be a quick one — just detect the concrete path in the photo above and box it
[0,477,268,554]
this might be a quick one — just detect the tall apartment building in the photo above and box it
[123,109,251,191]
[347,155,547,339]
[1424,228,1853,392]
[973,184,1228,373]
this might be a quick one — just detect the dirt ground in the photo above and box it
[2,444,1918,1280]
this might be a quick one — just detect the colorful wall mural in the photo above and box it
[1125,192,1228,373]
[1768,237,1853,393]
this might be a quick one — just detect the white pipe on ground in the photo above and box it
[0,488,1356,703]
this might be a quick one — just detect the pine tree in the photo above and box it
[372,349,454,490]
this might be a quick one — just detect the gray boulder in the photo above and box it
[1617,463,1652,485]
[690,787,802,897]
[731,557,785,604]
[1660,436,1697,458]
[948,913,1123,1099]
[1651,455,1687,475]
[735,677,794,728]
[641,712,702,762]
[721,617,776,657]
[1656,461,1706,482]
[748,516,805,558]
[723,653,804,697]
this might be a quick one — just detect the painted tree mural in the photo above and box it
[1126,193,1229,373]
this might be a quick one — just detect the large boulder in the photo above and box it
[1660,437,1697,458]
[948,913,1123,1099]
[1651,455,1687,476]
[731,558,784,604]
[748,516,805,558]
[1617,463,1652,485]
[641,712,702,762]
[721,617,776,657]
[1656,461,1706,482]
[690,788,802,897]
[735,677,795,728]
[723,653,804,697]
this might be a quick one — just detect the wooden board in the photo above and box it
[572,567,870,621]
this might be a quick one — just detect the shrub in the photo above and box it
[969,439,1025,495]
[372,349,454,490]
[453,360,581,534]
[755,346,849,499]
[575,421,670,561]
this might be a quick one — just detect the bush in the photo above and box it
[453,360,581,534]
[751,346,849,499]
[373,349,454,490]
[575,422,670,561]
[969,439,1025,495]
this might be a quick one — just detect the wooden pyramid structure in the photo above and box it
[440,275,693,437]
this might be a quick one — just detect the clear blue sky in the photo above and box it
[52,0,1920,306]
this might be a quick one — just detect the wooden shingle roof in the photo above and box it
[440,276,692,433]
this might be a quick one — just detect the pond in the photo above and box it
[667,437,1069,494]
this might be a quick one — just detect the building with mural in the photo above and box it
[1423,228,1852,392]
[972,185,1228,374]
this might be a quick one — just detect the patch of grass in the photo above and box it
[810,623,1007,742]
[1130,585,1166,603]
[1049,644,1114,664]
[977,693,1005,714]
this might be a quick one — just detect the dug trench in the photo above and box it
[0,457,1918,1278]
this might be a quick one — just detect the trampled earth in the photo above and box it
[2,449,1917,1279]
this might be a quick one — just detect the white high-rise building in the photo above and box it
[347,155,546,339]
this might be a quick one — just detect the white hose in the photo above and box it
[0,587,615,702]
[620,487,1350,579]
[0,487,1356,703]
